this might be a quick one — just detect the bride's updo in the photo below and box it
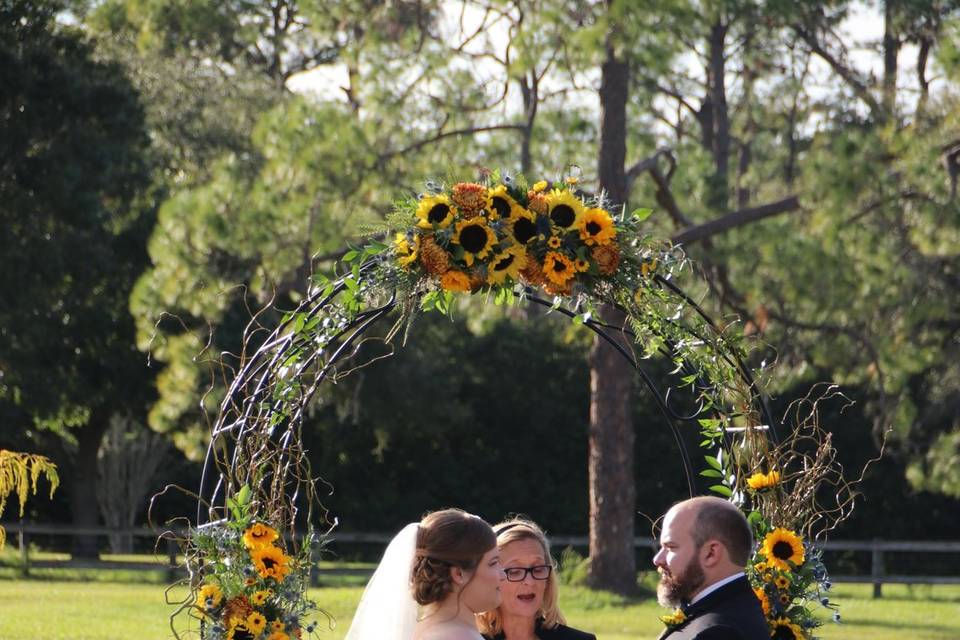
[411,508,497,605]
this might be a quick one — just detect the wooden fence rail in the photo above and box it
[3,523,959,597]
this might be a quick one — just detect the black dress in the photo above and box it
[484,617,597,640]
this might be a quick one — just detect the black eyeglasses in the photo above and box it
[503,565,552,582]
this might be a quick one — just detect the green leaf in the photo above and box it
[237,484,251,505]
[709,484,733,497]
[342,249,359,262]
[704,455,722,471]
[699,469,723,478]
[632,208,653,221]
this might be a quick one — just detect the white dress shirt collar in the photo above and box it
[689,571,745,606]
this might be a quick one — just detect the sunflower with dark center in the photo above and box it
[228,624,255,640]
[251,544,291,581]
[453,218,497,265]
[770,617,805,640]
[486,246,527,285]
[415,194,457,229]
[487,184,523,219]
[545,189,585,229]
[761,528,805,572]
[577,207,616,245]
[543,251,576,286]
[511,215,538,245]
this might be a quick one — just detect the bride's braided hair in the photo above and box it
[411,509,497,605]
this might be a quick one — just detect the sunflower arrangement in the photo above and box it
[380,172,664,298]
[186,486,321,640]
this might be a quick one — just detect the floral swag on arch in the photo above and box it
[162,171,860,640]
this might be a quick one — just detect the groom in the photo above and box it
[653,496,768,640]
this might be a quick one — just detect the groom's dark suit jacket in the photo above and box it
[657,575,768,640]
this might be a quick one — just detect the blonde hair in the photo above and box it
[475,518,566,636]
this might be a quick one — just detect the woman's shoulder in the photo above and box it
[538,622,597,640]
[416,623,484,640]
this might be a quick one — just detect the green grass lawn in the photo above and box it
[0,576,958,640]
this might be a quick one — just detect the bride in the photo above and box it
[345,508,504,640]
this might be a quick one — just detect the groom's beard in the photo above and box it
[657,557,706,608]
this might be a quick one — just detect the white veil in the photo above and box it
[344,522,420,640]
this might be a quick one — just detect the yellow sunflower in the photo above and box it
[243,523,279,550]
[774,575,791,590]
[770,617,806,640]
[440,269,472,292]
[545,189,585,230]
[577,207,616,245]
[574,258,589,272]
[761,528,805,571]
[747,470,781,491]
[246,612,267,636]
[394,232,420,269]
[244,577,257,587]
[543,251,576,286]
[453,218,497,265]
[487,185,524,220]
[251,589,273,606]
[196,583,223,610]
[227,624,256,640]
[270,620,285,633]
[547,235,562,249]
[251,544,291,581]
[415,194,457,229]
[267,632,290,640]
[753,587,771,615]
[486,246,528,285]
[510,210,539,245]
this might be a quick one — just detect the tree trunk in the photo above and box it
[706,19,730,212]
[587,37,637,596]
[70,407,110,559]
[882,0,899,117]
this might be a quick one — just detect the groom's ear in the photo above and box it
[700,540,724,568]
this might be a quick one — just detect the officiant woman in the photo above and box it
[477,518,596,640]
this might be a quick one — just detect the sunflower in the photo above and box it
[510,211,539,245]
[578,207,616,245]
[246,612,268,636]
[487,185,523,220]
[591,243,621,275]
[440,269,472,292]
[196,583,223,610]
[268,633,291,640]
[574,258,589,272]
[228,624,256,640]
[415,194,457,229]
[452,182,491,218]
[753,587,771,615]
[774,575,791,590]
[543,251,576,286]
[244,577,257,587]
[778,593,791,605]
[770,617,806,640]
[394,232,420,269]
[243,523,279,550]
[747,470,781,491]
[547,235,562,249]
[251,589,273,606]
[761,528,805,571]
[545,189,585,230]
[487,246,527,285]
[270,620,286,633]
[453,218,497,265]
[251,544,291,581]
